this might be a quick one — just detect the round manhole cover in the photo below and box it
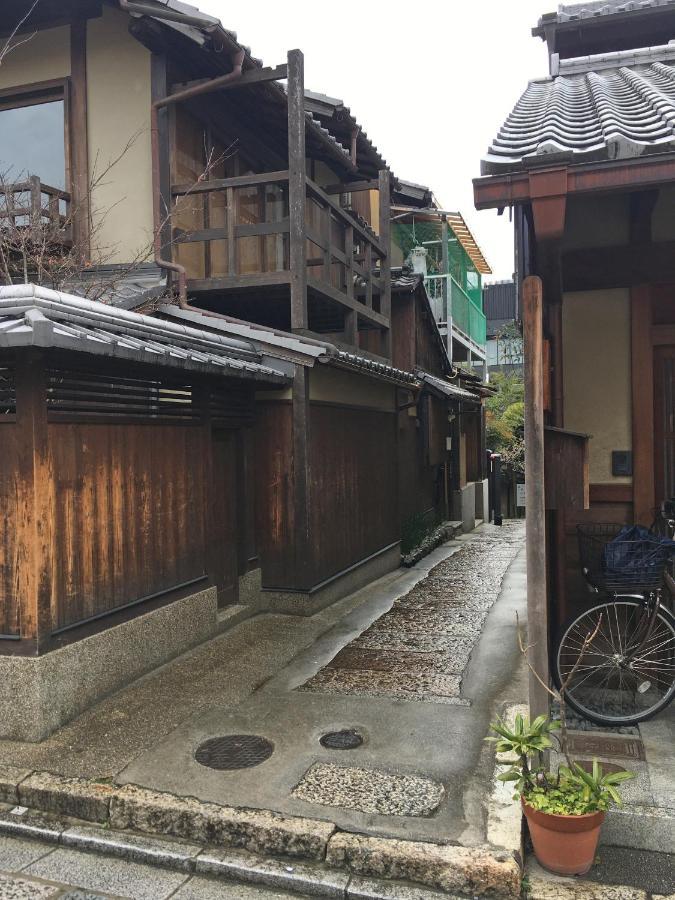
[320,729,364,750]
[195,735,274,770]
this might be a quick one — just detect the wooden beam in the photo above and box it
[378,169,392,359]
[629,189,658,244]
[307,277,389,328]
[324,179,379,195]
[653,324,675,346]
[151,53,172,257]
[523,275,550,719]
[287,49,307,331]
[172,170,289,196]
[187,272,291,292]
[474,153,675,210]
[169,64,289,97]
[631,284,655,525]
[563,241,675,291]
[70,19,90,260]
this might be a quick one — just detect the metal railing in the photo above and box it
[424,272,486,350]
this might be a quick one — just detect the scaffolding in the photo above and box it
[392,213,488,356]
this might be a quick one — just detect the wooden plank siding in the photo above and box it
[0,424,20,637]
[308,404,398,584]
[254,398,398,590]
[48,422,209,632]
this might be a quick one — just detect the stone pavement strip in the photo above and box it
[299,521,525,703]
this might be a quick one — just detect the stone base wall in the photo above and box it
[261,543,401,616]
[0,587,218,742]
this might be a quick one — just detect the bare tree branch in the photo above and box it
[0,0,41,67]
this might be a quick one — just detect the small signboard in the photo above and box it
[516,483,526,508]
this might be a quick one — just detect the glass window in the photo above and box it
[0,98,66,189]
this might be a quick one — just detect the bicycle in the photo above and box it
[554,502,675,727]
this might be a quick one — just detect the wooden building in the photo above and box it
[0,0,489,738]
[474,0,675,714]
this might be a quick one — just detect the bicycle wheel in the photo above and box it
[555,599,675,726]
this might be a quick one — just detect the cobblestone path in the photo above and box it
[300,522,525,703]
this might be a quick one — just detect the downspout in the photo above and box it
[150,48,245,307]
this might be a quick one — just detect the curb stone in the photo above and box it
[0,768,525,897]
[325,833,522,898]
[487,703,527,865]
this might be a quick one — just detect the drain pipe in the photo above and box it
[150,48,245,306]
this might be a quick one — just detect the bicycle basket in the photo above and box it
[577,523,672,593]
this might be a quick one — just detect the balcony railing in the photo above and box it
[0,176,72,244]
[425,273,486,351]
[171,171,389,331]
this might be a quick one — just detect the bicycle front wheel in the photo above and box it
[555,599,675,726]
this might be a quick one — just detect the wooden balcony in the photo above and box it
[0,176,72,246]
[171,170,391,347]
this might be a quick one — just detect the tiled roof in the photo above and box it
[159,304,419,385]
[417,371,480,402]
[543,0,675,25]
[482,43,675,173]
[304,90,391,179]
[0,285,288,383]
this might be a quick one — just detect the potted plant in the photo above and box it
[489,713,634,875]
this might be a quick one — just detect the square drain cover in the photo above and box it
[567,734,645,761]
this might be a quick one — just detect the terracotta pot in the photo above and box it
[522,797,605,876]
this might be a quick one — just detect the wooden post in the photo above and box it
[631,284,655,525]
[344,223,357,345]
[441,215,452,364]
[70,19,90,260]
[287,49,307,331]
[292,365,312,588]
[523,276,550,719]
[14,353,53,651]
[378,169,392,358]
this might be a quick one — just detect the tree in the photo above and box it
[0,1,40,68]
[486,370,525,474]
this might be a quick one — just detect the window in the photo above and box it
[0,85,67,190]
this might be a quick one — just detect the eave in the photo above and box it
[473,151,675,211]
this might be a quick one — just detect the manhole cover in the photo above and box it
[320,729,364,750]
[195,735,274,770]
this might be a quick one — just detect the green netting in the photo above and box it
[393,218,485,349]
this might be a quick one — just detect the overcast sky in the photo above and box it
[197,0,551,281]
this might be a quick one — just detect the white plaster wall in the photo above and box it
[562,289,632,484]
[0,26,70,88]
[86,6,153,263]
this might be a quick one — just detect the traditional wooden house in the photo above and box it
[474,0,675,714]
[0,0,488,739]
[391,269,489,534]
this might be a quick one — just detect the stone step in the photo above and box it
[601,802,675,854]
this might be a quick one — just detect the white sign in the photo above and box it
[516,483,526,508]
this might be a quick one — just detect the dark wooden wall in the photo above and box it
[309,404,398,583]
[254,398,399,590]
[48,423,209,632]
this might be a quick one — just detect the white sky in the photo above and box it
[197,0,552,281]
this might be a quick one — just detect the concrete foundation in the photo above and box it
[475,478,490,522]
[0,587,218,742]
[452,482,477,533]
[260,543,402,616]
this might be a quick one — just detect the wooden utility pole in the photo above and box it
[523,275,550,719]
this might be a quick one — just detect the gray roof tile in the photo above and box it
[482,46,675,172]
[0,285,288,383]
